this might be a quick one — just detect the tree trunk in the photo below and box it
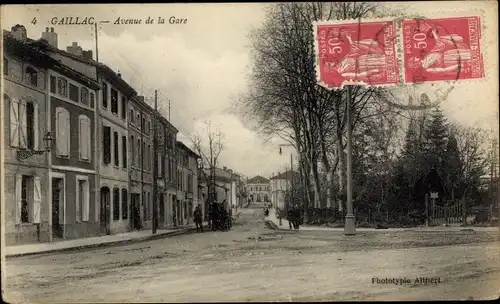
[337,138,344,212]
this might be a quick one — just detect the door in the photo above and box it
[172,195,177,227]
[159,195,165,228]
[100,187,111,235]
[52,178,63,239]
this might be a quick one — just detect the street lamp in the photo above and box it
[17,131,54,161]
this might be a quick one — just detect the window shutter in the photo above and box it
[15,174,22,224]
[76,180,81,222]
[82,182,89,221]
[57,109,70,156]
[33,176,42,223]
[19,101,27,148]
[33,103,39,150]
[79,117,90,160]
[10,99,19,147]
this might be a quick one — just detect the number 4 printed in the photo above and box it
[31,17,37,25]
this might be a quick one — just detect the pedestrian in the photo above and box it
[264,208,269,217]
[293,206,300,230]
[211,202,218,231]
[228,207,233,230]
[287,206,295,230]
[194,205,203,232]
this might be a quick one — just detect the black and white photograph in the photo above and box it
[0,1,499,302]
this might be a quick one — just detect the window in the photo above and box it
[78,115,91,161]
[103,126,111,164]
[102,82,108,108]
[148,192,152,220]
[76,178,90,222]
[147,121,150,135]
[21,175,30,223]
[90,92,95,108]
[122,136,127,168]
[69,83,79,102]
[142,117,145,131]
[25,67,38,87]
[111,89,118,115]
[26,102,35,150]
[142,141,146,171]
[122,189,128,220]
[137,138,141,168]
[80,87,89,106]
[143,191,147,221]
[136,114,140,128]
[131,135,135,167]
[130,109,134,124]
[55,107,70,157]
[158,152,163,177]
[15,175,41,224]
[50,76,56,93]
[3,58,8,75]
[121,96,127,119]
[57,77,67,97]
[114,131,119,167]
[113,188,120,221]
[147,144,151,171]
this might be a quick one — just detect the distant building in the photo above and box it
[246,176,270,204]
[270,171,300,209]
[175,141,200,226]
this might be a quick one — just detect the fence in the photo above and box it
[428,200,464,226]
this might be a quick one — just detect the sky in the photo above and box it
[2,2,498,179]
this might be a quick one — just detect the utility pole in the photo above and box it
[152,90,158,234]
[290,152,294,208]
[94,23,99,63]
[168,100,171,122]
[344,86,356,235]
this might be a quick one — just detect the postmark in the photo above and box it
[402,16,484,84]
[313,19,400,89]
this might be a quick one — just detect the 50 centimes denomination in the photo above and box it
[402,16,484,84]
[314,19,400,89]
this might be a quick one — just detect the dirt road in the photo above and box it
[3,209,499,302]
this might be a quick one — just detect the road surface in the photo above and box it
[3,209,500,302]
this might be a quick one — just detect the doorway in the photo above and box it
[172,195,177,226]
[131,193,141,230]
[52,178,64,239]
[159,195,165,229]
[100,187,111,235]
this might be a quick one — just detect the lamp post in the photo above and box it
[17,132,54,160]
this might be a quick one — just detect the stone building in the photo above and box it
[246,175,270,204]
[3,25,99,244]
[127,95,153,231]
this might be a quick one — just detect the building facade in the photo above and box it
[3,25,100,244]
[128,95,153,231]
[175,141,199,226]
[270,171,300,209]
[246,175,270,204]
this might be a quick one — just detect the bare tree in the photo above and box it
[191,121,225,204]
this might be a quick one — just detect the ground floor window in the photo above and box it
[122,189,128,220]
[77,178,90,222]
[21,175,31,223]
[113,188,120,220]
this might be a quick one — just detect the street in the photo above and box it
[3,209,500,302]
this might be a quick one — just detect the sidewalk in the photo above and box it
[5,221,207,258]
[265,209,499,233]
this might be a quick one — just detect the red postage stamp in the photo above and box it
[314,20,400,89]
[402,16,484,83]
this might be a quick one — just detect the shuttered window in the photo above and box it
[114,131,119,167]
[69,83,79,102]
[103,126,111,164]
[78,115,91,161]
[122,136,127,169]
[15,175,41,224]
[76,178,90,222]
[55,107,70,157]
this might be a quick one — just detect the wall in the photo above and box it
[50,53,97,80]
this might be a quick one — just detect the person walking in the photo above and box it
[194,205,203,232]
[293,205,301,230]
[287,206,295,230]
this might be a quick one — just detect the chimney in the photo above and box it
[82,50,93,60]
[11,24,27,42]
[66,41,83,56]
[223,166,227,171]
[117,71,122,78]
[137,96,145,103]
[41,27,58,48]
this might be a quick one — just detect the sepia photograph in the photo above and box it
[0,1,499,302]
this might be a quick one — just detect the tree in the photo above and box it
[443,129,462,200]
[191,121,225,204]
[423,105,448,172]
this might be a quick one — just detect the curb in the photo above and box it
[6,226,203,258]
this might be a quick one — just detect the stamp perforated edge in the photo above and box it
[312,18,401,90]
[312,9,491,90]
[398,10,488,86]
